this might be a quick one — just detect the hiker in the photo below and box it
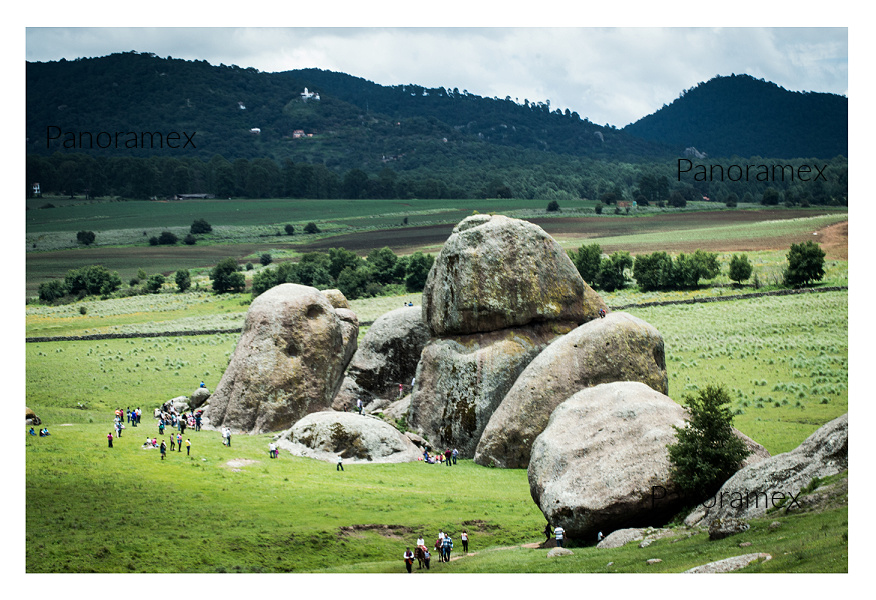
[444,449,452,466]
[403,548,414,573]
[599,308,607,318]
[170,436,175,452]
[186,439,191,456]
[356,398,363,415]
[195,412,201,431]
[176,433,182,452]
[461,530,468,553]
[337,455,344,471]
[423,548,431,569]
[160,439,167,460]
[442,534,453,562]
[269,443,276,458]
[221,427,228,446]
[452,448,458,465]
[107,432,113,448]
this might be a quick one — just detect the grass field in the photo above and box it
[24,198,850,576]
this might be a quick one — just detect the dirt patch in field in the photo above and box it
[461,519,502,532]
[815,221,848,260]
[337,524,414,540]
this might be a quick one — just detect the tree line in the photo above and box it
[36,245,435,304]
[26,151,847,206]
[568,240,827,292]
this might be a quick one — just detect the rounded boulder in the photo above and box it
[422,214,605,336]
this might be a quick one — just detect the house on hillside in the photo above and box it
[301,87,320,102]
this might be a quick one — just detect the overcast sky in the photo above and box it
[25,25,847,128]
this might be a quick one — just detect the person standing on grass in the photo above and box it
[337,455,344,471]
[195,412,201,431]
[403,548,414,573]
[177,433,182,452]
[160,440,167,460]
[170,435,175,452]
[461,530,468,553]
[452,448,458,465]
[186,439,191,456]
[423,548,431,570]
[107,432,113,448]
[226,428,232,447]
[554,525,565,548]
[442,534,453,562]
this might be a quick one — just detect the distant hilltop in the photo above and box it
[27,53,846,165]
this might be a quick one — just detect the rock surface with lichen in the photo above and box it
[275,410,421,463]
[205,284,357,434]
[474,312,669,468]
[406,321,578,456]
[421,214,605,336]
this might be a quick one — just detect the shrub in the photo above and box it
[158,231,178,245]
[594,204,603,215]
[210,258,245,294]
[725,192,738,208]
[546,200,560,212]
[634,251,674,292]
[568,243,602,285]
[245,262,254,271]
[76,230,96,245]
[284,224,295,235]
[728,254,753,284]
[64,265,122,297]
[148,236,159,246]
[304,222,321,234]
[175,269,191,292]
[595,251,633,292]
[79,305,87,315]
[260,253,273,266]
[668,384,751,497]
[190,219,212,234]
[38,279,68,303]
[785,240,826,287]
[183,234,196,245]
[668,191,687,208]
[145,274,165,293]
[404,251,435,292]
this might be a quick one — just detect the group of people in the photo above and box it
[221,426,232,447]
[404,529,469,572]
[28,427,50,436]
[420,448,458,465]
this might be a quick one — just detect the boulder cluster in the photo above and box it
[189,214,844,541]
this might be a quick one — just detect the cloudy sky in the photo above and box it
[25,23,848,128]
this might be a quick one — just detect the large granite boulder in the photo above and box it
[275,411,421,463]
[527,382,763,542]
[407,321,578,457]
[475,312,668,468]
[332,306,430,410]
[685,413,848,527]
[189,387,211,409]
[205,284,358,434]
[421,214,605,336]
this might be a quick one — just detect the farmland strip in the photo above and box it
[26,286,845,343]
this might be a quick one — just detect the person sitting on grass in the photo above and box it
[40,428,50,437]
[29,428,36,436]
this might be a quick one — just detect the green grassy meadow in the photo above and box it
[24,200,849,574]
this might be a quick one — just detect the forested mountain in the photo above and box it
[26,51,668,167]
[25,53,848,204]
[623,74,847,159]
